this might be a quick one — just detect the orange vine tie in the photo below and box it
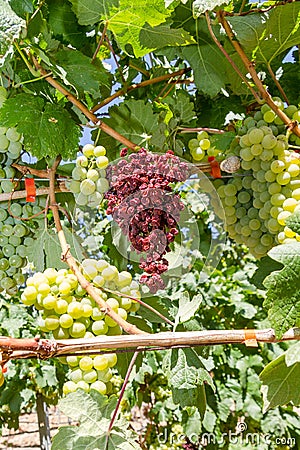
[208,156,221,178]
[244,329,258,347]
[25,178,36,202]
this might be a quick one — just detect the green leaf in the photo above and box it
[69,0,118,25]
[286,211,300,235]
[263,243,300,338]
[0,0,25,66]
[9,0,34,17]
[48,0,88,48]
[0,94,81,159]
[138,23,195,56]
[54,49,111,98]
[228,3,300,64]
[180,20,232,97]
[28,224,83,271]
[108,0,172,56]
[175,292,202,326]
[192,0,230,18]
[53,391,139,450]
[170,348,213,412]
[285,342,300,367]
[251,255,283,290]
[260,353,300,412]
[103,99,160,149]
[163,90,196,125]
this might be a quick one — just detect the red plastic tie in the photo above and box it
[208,156,221,179]
[25,178,36,202]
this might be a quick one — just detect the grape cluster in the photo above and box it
[0,197,45,294]
[188,130,220,161]
[0,87,23,161]
[69,143,109,208]
[215,99,300,258]
[21,258,140,395]
[105,148,189,293]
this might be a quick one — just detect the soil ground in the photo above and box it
[0,407,71,449]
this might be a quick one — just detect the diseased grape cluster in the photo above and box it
[105,148,189,293]
[21,258,140,395]
[214,99,300,258]
[68,143,109,208]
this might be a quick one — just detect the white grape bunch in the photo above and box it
[214,99,300,258]
[188,130,220,161]
[21,258,140,395]
[68,143,109,208]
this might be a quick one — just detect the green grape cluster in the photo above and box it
[214,99,300,258]
[188,130,220,161]
[68,143,109,208]
[0,87,23,161]
[21,258,140,395]
[0,197,45,294]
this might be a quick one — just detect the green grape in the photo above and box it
[69,368,83,383]
[188,138,199,151]
[96,156,109,169]
[69,322,86,338]
[82,369,98,384]
[92,320,108,335]
[63,381,77,394]
[276,172,291,186]
[59,313,74,328]
[45,315,60,331]
[248,128,264,145]
[79,356,94,371]
[90,380,107,395]
[75,380,90,393]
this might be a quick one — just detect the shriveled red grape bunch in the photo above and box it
[105,148,189,293]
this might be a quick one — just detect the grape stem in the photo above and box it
[29,55,138,151]
[217,10,300,138]
[2,327,300,361]
[48,157,146,335]
[105,351,140,449]
[91,20,108,63]
[178,127,225,135]
[205,12,262,103]
[104,287,174,327]
[90,68,191,113]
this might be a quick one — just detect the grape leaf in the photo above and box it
[102,99,160,149]
[260,353,300,412]
[69,0,118,25]
[286,211,300,235]
[163,90,196,125]
[0,94,81,159]
[180,20,232,97]
[28,224,83,271]
[285,342,300,367]
[52,391,139,450]
[0,0,25,66]
[170,348,213,411]
[228,3,300,64]
[48,0,88,48]
[138,23,195,57]
[263,243,300,338]
[53,49,111,98]
[192,0,230,18]
[9,0,34,17]
[175,292,202,326]
[108,0,173,57]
